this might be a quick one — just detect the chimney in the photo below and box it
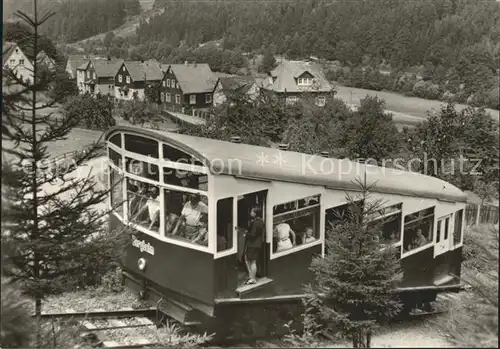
[184,61,188,66]
[320,151,329,158]
[278,144,289,151]
[231,136,242,144]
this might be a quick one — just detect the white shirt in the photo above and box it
[147,199,160,221]
[303,236,316,244]
[274,223,292,241]
[181,201,208,226]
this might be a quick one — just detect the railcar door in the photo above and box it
[435,214,453,257]
[236,190,268,286]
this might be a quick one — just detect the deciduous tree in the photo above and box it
[340,96,401,162]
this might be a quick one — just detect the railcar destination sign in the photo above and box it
[132,235,155,255]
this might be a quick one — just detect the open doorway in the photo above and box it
[236,190,268,288]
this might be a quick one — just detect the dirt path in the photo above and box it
[324,321,454,348]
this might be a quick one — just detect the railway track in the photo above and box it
[37,289,468,348]
[37,307,162,348]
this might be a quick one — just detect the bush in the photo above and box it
[441,90,457,103]
[412,80,441,100]
[99,265,124,293]
[1,279,34,348]
[64,94,116,130]
[118,100,163,128]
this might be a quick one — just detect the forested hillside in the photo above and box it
[142,0,499,66]
[131,0,499,108]
[4,0,142,43]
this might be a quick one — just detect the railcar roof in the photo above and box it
[105,126,467,203]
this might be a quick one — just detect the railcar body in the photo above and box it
[104,126,467,339]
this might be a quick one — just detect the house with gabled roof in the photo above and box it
[37,50,56,71]
[65,54,89,80]
[261,60,333,107]
[3,41,34,84]
[77,57,124,97]
[159,62,217,112]
[114,59,163,101]
[212,74,260,106]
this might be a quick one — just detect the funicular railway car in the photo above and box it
[105,126,467,340]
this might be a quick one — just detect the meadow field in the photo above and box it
[335,84,500,123]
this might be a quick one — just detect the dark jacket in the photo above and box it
[245,217,265,248]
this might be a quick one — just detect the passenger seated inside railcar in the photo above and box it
[402,207,434,253]
[127,181,160,232]
[167,192,208,246]
[273,223,296,252]
[273,195,321,253]
[300,227,317,245]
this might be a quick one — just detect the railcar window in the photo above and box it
[217,197,234,252]
[444,217,449,240]
[125,157,159,181]
[163,144,203,165]
[325,200,365,232]
[366,203,402,245]
[273,195,321,254]
[453,209,463,245]
[436,220,441,243]
[126,179,160,233]
[109,134,121,147]
[163,188,209,247]
[124,134,159,158]
[163,167,208,191]
[110,167,124,215]
[403,207,434,253]
[109,148,122,167]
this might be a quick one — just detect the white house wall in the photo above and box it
[4,46,34,84]
[76,69,86,94]
[212,82,226,106]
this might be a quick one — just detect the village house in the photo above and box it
[261,60,333,107]
[37,50,57,72]
[77,57,124,97]
[212,74,260,106]
[3,41,34,84]
[114,59,163,101]
[65,54,90,80]
[159,62,217,112]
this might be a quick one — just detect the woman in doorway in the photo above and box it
[243,206,265,285]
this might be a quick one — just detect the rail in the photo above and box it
[34,307,156,320]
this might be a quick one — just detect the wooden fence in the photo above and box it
[465,203,499,226]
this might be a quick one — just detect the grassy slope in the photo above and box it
[334,84,500,122]
[68,0,157,48]
[435,224,499,347]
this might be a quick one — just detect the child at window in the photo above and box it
[301,227,316,244]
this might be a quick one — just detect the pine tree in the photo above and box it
[307,177,403,348]
[2,0,127,322]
